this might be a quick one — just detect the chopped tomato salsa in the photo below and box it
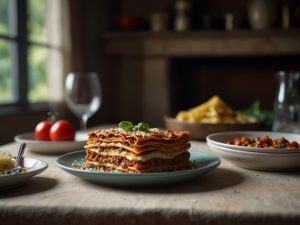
[226,135,300,149]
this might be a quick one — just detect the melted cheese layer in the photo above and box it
[88,148,188,162]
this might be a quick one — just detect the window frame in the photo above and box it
[0,0,55,111]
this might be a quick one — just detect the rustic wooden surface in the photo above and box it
[1,135,300,225]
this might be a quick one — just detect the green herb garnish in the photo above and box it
[118,121,134,131]
[278,144,285,149]
[135,122,150,132]
[241,100,273,130]
[118,121,150,132]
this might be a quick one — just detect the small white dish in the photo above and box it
[207,141,300,171]
[0,157,48,190]
[207,131,300,154]
[15,132,87,154]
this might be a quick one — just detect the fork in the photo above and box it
[4,143,26,175]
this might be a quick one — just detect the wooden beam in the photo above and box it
[104,30,300,57]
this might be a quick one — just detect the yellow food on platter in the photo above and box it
[0,152,16,174]
[176,95,256,124]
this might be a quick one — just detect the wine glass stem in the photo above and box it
[80,115,88,130]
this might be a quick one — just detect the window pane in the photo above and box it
[0,0,16,36]
[28,46,48,103]
[0,39,14,104]
[27,0,47,43]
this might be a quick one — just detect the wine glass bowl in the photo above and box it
[65,72,102,130]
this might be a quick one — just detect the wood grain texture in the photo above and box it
[104,30,300,56]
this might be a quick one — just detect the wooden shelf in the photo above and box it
[104,29,300,126]
[104,29,300,57]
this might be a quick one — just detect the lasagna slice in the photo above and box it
[84,128,191,173]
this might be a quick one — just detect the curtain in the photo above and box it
[68,0,86,72]
[46,0,86,115]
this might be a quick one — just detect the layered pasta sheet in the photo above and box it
[84,128,191,173]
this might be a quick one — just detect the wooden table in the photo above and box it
[1,136,300,225]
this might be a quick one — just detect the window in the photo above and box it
[0,0,64,109]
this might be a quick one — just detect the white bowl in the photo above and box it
[15,132,87,154]
[207,141,300,171]
[206,131,300,154]
[0,157,48,190]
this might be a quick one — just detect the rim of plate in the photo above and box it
[56,150,221,176]
[207,141,300,157]
[15,132,86,144]
[206,131,300,154]
[0,157,48,178]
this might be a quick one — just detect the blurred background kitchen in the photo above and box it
[1,0,300,144]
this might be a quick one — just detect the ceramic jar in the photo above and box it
[150,12,169,32]
[174,0,191,31]
[247,0,278,30]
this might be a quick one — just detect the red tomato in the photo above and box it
[35,121,54,141]
[50,120,76,141]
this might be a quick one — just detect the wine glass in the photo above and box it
[65,72,102,130]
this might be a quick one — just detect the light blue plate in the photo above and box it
[56,150,220,187]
